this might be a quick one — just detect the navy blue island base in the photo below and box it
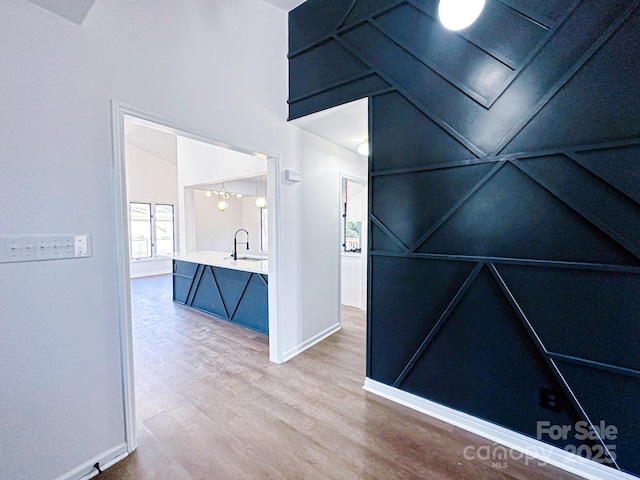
[173,258,268,335]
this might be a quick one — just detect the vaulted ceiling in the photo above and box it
[27,0,306,25]
[27,0,96,24]
[262,0,307,11]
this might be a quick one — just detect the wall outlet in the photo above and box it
[540,387,564,413]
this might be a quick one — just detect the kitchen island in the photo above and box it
[172,251,268,335]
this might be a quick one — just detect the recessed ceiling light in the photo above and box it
[357,140,369,156]
[438,0,485,31]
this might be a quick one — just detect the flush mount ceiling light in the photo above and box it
[357,139,369,156]
[438,0,485,31]
[255,176,266,209]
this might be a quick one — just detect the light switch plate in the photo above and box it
[74,235,90,257]
[0,234,91,263]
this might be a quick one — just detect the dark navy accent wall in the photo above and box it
[289,0,640,475]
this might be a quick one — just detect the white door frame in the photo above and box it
[110,100,283,453]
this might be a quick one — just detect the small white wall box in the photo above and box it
[284,169,301,183]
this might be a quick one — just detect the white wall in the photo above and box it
[290,133,367,358]
[194,190,240,253]
[125,134,178,278]
[0,0,365,478]
[0,1,290,479]
[242,196,264,253]
[194,193,264,255]
[176,136,266,253]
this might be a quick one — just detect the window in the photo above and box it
[342,178,364,253]
[130,203,151,258]
[155,204,175,256]
[129,202,175,259]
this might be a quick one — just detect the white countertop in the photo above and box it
[173,251,268,275]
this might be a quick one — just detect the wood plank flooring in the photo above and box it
[102,274,584,479]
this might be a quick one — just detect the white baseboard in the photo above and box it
[282,323,341,362]
[130,268,172,278]
[363,379,637,480]
[54,443,128,480]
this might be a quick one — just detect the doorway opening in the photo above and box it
[111,101,281,453]
[340,174,367,312]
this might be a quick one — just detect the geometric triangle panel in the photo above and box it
[370,221,406,253]
[419,163,640,266]
[213,267,252,321]
[576,144,640,205]
[400,267,589,449]
[553,360,640,474]
[289,39,370,101]
[375,3,514,103]
[518,155,640,258]
[372,162,495,249]
[289,0,356,53]
[369,257,476,385]
[496,264,640,372]
[342,0,397,28]
[191,267,227,319]
[502,9,640,154]
[372,92,476,172]
[231,274,269,335]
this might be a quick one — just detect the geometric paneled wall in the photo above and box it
[289,0,640,475]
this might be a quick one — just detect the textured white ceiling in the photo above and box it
[290,98,369,155]
[261,0,307,12]
[27,0,96,24]
[125,122,178,166]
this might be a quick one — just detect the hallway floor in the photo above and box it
[103,274,582,479]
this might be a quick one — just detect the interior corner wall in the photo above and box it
[0,0,315,478]
[288,0,640,477]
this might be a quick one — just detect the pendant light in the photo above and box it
[255,176,266,209]
[438,0,485,31]
[217,183,229,211]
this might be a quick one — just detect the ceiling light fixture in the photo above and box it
[217,183,229,211]
[255,176,266,209]
[438,0,485,31]
[357,139,369,156]
[205,184,244,210]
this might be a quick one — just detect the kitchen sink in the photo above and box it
[225,256,266,262]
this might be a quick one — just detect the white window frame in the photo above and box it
[129,201,175,260]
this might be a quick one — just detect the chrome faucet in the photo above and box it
[233,229,249,260]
